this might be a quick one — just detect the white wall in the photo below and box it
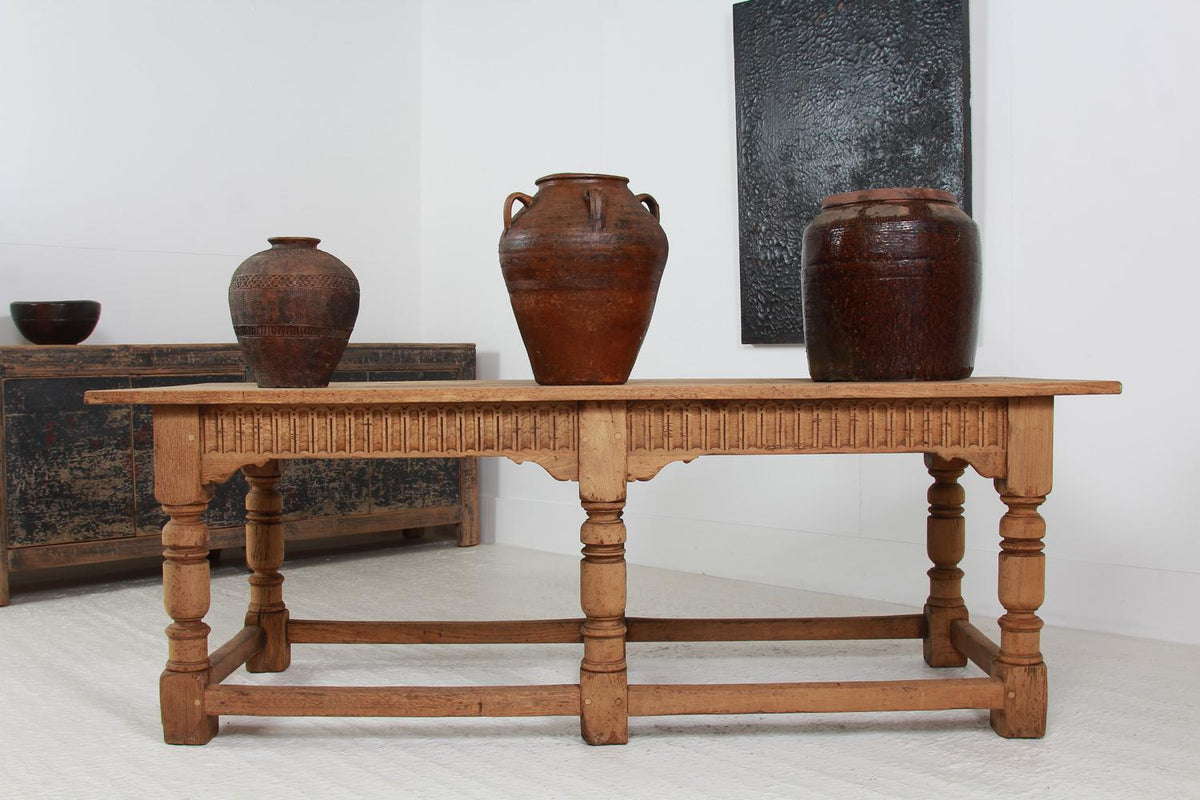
[0,0,424,344]
[420,0,1200,644]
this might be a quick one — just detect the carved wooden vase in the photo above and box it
[228,237,360,388]
[498,173,669,385]
[801,188,981,381]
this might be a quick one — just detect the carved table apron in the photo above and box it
[85,377,1120,745]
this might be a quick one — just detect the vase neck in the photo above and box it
[268,236,321,249]
[535,172,629,186]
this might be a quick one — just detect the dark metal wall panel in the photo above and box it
[734,0,971,344]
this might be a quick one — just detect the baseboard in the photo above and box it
[487,495,1199,646]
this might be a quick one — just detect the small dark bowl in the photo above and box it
[10,300,102,345]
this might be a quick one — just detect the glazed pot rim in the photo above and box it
[11,300,101,313]
[535,173,630,184]
[11,299,101,306]
[822,188,958,208]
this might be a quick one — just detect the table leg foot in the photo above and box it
[250,609,291,673]
[581,671,629,745]
[160,670,218,745]
[924,605,969,668]
[990,661,1048,738]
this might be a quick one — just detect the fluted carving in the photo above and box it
[200,402,579,481]
[625,399,1007,479]
[197,398,1009,484]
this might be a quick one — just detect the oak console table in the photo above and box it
[86,377,1119,745]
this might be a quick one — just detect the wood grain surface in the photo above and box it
[87,377,1122,406]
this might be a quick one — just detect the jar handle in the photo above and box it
[585,188,606,231]
[503,192,533,232]
[636,193,660,221]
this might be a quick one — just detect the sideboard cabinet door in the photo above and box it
[4,375,133,547]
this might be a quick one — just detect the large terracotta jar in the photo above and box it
[801,188,981,381]
[498,173,669,385]
[228,236,360,387]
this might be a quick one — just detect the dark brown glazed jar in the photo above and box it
[228,236,360,388]
[498,173,669,385]
[801,188,981,381]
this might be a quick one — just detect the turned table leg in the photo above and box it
[243,460,290,672]
[923,454,969,667]
[991,397,1053,738]
[155,407,218,745]
[578,402,629,745]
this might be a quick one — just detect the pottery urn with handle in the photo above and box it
[498,173,669,385]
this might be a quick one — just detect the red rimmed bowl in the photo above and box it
[10,300,101,344]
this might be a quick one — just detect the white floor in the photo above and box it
[2,541,1197,799]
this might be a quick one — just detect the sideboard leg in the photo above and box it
[156,408,218,745]
[243,460,290,673]
[0,542,9,606]
[923,454,968,668]
[578,402,629,745]
[458,456,480,546]
[991,397,1053,738]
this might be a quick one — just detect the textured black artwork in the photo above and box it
[733,0,971,344]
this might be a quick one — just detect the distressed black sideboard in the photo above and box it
[0,343,478,605]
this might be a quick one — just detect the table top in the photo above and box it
[85,377,1122,406]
